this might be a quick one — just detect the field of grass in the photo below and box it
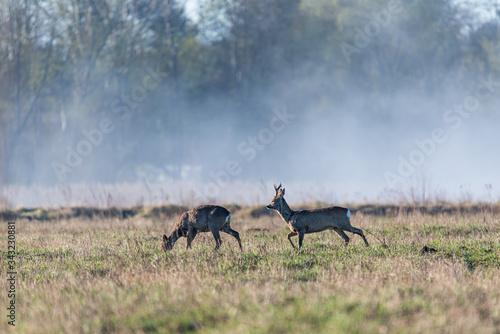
[1,205,500,333]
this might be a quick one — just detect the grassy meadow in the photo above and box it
[1,204,500,333]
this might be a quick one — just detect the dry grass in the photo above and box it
[1,208,499,333]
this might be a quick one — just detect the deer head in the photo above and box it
[266,183,285,210]
[162,234,176,251]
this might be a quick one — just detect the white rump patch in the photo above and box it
[347,209,351,218]
[226,213,231,223]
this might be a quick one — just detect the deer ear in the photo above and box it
[281,188,285,196]
[163,234,168,242]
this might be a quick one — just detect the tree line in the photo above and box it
[0,0,499,186]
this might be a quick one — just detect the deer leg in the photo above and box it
[222,225,243,251]
[287,231,298,249]
[349,226,370,247]
[333,227,350,246]
[298,230,305,249]
[186,228,197,250]
[209,226,222,251]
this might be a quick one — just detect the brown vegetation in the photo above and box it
[0,206,499,332]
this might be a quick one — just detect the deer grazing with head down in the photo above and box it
[162,205,242,251]
[266,184,369,249]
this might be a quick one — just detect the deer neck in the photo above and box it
[278,198,295,223]
[169,229,181,246]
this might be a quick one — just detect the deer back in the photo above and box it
[293,206,352,230]
[185,205,231,231]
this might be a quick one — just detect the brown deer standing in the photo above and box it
[162,205,242,251]
[266,184,369,249]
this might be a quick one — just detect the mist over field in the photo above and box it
[1,0,500,207]
[2,3,500,333]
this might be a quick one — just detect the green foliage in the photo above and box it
[2,211,500,332]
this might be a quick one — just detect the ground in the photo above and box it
[0,205,499,333]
